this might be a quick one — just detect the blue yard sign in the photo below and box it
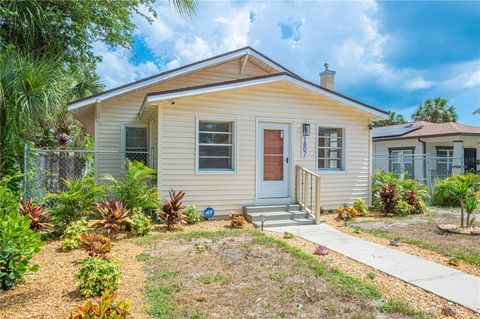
[203,207,215,220]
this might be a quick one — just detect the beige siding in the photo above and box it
[159,82,372,214]
[94,58,272,177]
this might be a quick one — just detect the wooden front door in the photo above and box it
[257,123,290,198]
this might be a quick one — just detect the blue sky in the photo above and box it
[94,1,480,125]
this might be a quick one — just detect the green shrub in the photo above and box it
[61,220,89,251]
[184,204,200,225]
[0,176,19,217]
[45,177,105,229]
[76,257,120,297]
[129,208,153,237]
[393,200,415,216]
[0,211,42,290]
[433,173,480,207]
[104,160,158,211]
[353,199,369,216]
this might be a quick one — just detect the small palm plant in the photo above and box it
[157,189,186,230]
[90,200,133,238]
[464,194,479,227]
[448,180,472,228]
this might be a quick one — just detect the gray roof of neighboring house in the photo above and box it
[373,121,480,140]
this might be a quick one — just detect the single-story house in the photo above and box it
[68,46,387,216]
[373,121,480,182]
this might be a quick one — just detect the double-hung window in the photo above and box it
[197,120,235,172]
[124,126,148,165]
[437,147,453,177]
[318,127,344,170]
[389,148,414,177]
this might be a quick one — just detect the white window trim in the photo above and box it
[121,123,148,171]
[316,125,348,174]
[195,116,238,174]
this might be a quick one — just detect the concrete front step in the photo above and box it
[244,204,325,228]
[252,218,315,228]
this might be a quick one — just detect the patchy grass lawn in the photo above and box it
[346,207,480,268]
[137,229,429,319]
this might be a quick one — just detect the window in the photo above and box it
[437,147,453,177]
[318,127,344,170]
[389,148,414,177]
[197,120,235,171]
[124,126,147,164]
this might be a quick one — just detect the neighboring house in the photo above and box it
[68,47,387,215]
[373,121,480,181]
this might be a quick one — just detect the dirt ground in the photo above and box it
[143,231,417,319]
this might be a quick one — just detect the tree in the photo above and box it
[372,111,407,127]
[0,0,197,71]
[412,97,457,123]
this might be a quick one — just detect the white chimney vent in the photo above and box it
[320,63,336,90]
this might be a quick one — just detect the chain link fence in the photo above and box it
[373,153,466,194]
[24,147,154,200]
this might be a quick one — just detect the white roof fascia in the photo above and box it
[144,74,388,119]
[68,48,291,112]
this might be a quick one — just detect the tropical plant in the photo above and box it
[157,189,186,230]
[45,177,105,229]
[104,161,158,211]
[18,198,51,232]
[76,257,120,297]
[353,199,369,216]
[404,191,426,214]
[129,208,153,237]
[313,245,329,256]
[464,194,479,227]
[230,214,246,229]
[336,205,358,221]
[81,234,112,259]
[412,97,457,123]
[393,200,415,216]
[90,200,133,238]
[448,180,472,228]
[61,220,90,251]
[372,110,407,127]
[0,176,19,217]
[70,291,131,319]
[0,211,42,290]
[184,204,200,225]
[376,183,401,216]
[432,173,480,207]
[283,232,294,239]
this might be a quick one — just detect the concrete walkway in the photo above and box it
[266,224,480,313]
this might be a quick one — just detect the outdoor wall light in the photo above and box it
[342,210,348,227]
[303,123,311,137]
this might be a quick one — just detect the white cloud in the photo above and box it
[405,76,432,90]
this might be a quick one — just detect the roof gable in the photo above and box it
[68,46,295,111]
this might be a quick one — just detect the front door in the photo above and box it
[257,123,290,198]
[464,148,477,173]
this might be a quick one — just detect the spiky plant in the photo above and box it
[376,183,401,216]
[90,200,133,238]
[18,198,51,233]
[157,189,186,230]
[81,233,111,259]
[230,214,246,229]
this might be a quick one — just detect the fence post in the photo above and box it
[426,153,433,204]
[23,144,28,201]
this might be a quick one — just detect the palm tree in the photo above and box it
[372,111,407,127]
[0,51,65,178]
[448,180,472,228]
[412,97,458,123]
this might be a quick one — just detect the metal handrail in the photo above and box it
[295,165,322,224]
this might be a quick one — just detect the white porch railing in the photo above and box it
[295,165,322,224]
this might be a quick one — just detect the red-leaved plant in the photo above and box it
[314,245,329,256]
[81,234,112,259]
[90,200,133,238]
[18,198,51,233]
[70,291,130,319]
[157,189,186,230]
[376,183,400,216]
